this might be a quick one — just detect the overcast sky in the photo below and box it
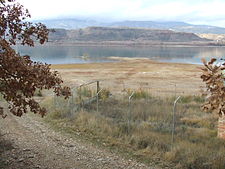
[18,0,225,27]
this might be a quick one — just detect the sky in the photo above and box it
[18,0,225,27]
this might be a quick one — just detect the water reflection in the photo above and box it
[16,45,225,64]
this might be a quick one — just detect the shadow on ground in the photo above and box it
[0,133,15,168]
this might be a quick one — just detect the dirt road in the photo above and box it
[0,111,154,169]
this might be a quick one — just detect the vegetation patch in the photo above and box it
[42,88,225,169]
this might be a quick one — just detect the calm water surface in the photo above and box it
[16,45,225,65]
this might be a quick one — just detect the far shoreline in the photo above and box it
[51,56,203,69]
[37,41,225,47]
[49,57,203,68]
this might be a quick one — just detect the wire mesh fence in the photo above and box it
[50,81,209,144]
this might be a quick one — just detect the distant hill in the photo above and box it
[36,18,225,34]
[37,18,102,30]
[48,27,209,43]
[108,21,225,34]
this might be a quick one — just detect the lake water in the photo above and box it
[16,45,225,65]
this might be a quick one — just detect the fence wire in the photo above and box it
[51,81,207,146]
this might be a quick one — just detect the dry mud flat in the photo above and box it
[52,57,203,96]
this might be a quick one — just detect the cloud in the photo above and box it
[17,0,225,27]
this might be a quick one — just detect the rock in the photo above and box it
[18,158,24,162]
[23,148,31,152]
[28,155,35,158]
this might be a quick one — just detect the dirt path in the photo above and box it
[0,111,155,169]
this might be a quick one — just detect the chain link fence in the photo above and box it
[50,81,208,143]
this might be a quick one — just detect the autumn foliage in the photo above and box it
[201,58,225,117]
[0,0,71,117]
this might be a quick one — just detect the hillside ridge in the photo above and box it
[49,26,209,43]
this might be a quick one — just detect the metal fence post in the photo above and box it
[69,89,75,115]
[97,81,100,93]
[96,89,103,113]
[172,96,181,145]
[128,91,135,134]
[174,83,177,97]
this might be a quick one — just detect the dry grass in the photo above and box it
[42,88,225,169]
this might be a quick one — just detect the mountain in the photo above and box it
[108,21,225,34]
[36,18,225,34]
[48,27,209,42]
[108,21,191,29]
[35,18,104,30]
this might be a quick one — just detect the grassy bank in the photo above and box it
[42,89,225,169]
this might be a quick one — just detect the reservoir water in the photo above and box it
[16,45,225,65]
